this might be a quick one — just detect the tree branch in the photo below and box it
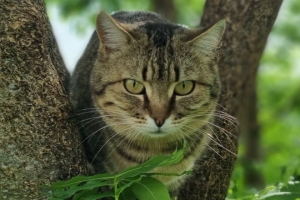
[178,0,283,199]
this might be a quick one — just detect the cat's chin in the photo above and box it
[140,129,175,138]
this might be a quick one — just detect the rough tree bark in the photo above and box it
[0,0,88,199]
[240,83,265,189]
[178,0,283,199]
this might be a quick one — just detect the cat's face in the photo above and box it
[90,12,225,142]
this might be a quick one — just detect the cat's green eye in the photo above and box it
[124,79,145,94]
[174,81,195,96]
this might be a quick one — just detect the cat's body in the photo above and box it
[70,11,225,195]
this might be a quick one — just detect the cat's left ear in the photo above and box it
[96,11,133,52]
[189,20,226,55]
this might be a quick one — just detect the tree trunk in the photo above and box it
[0,0,88,199]
[240,82,265,189]
[178,0,282,199]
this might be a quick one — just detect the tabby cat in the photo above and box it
[70,10,226,196]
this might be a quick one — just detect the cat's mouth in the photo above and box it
[153,128,163,134]
[148,127,169,135]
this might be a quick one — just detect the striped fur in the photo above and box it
[70,11,226,196]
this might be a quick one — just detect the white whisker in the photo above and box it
[205,133,237,157]
[91,126,133,164]
[180,123,237,158]
[76,122,131,149]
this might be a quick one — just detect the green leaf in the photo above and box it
[119,187,137,200]
[46,141,189,200]
[117,176,143,196]
[118,155,171,179]
[263,181,300,200]
[158,140,187,167]
[247,182,300,200]
[73,187,99,200]
[130,177,171,200]
[48,179,114,199]
[49,188,76,199]
[81,192,115,200]
[50,173,113,189]
[281,180,300,194]
[263,192,300,200]
[72,180,114,199]
[118,141,188,179]
[143,169,192,178]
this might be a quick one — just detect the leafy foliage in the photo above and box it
[228,179,300,200]
[44,141,191,200]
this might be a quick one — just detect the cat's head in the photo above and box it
[90,11,225,142]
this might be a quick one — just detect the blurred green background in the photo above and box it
[45,0,300,198]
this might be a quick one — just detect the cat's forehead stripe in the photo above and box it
[142,22,180,47]
[142,66,147,81]
[174,65,179,81]
[157,49,165,79]
[145,48,177,81]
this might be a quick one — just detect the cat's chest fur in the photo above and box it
[70,10,225,195]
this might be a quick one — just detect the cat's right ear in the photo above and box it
[96,11,132,53]
[188,20,226,56]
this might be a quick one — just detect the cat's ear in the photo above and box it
[96,11,132,52]
[189,20,226,55]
